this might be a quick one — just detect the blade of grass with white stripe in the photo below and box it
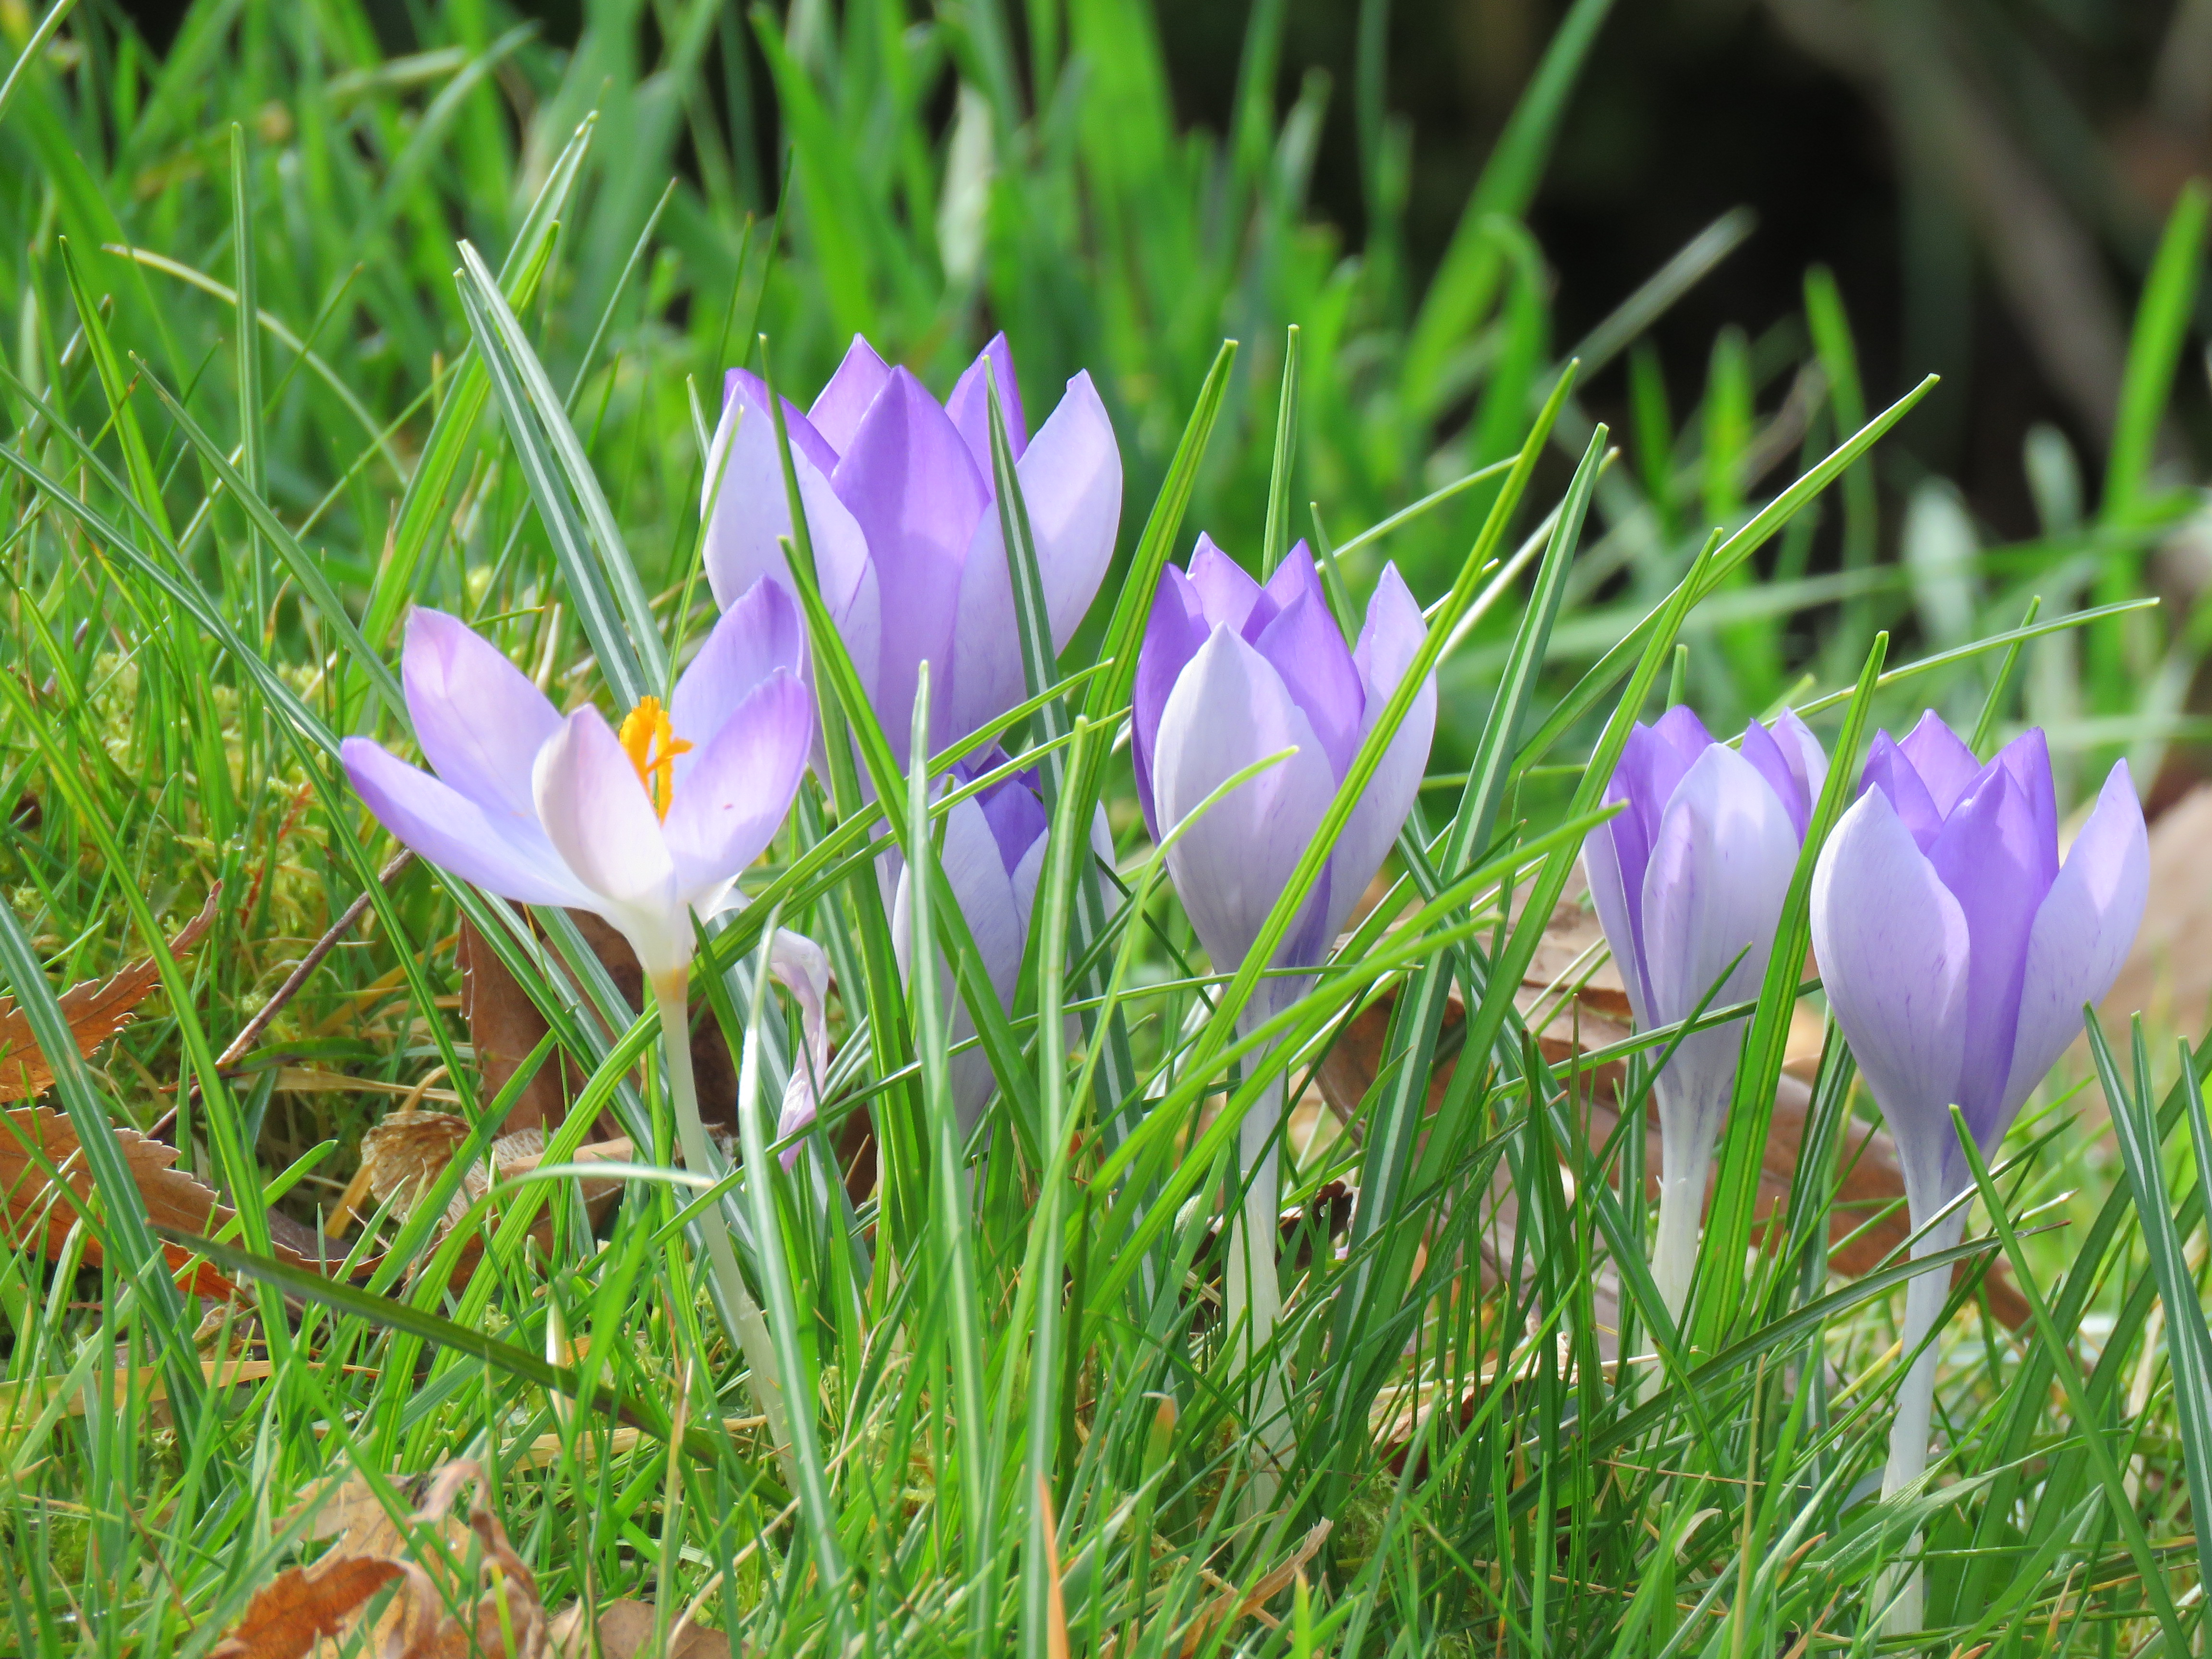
[901,665,995,1638]
[454,244,656,706]
[2097,1019,2212,1609]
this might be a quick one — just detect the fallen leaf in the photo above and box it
[211,1557,404,1659]
[0,1105,321,1298]
[326,1110,630,1243]
[230,1460,549,1659]
[548,1598,731,1657]
[0,888,219,1100]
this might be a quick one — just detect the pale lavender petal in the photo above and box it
[1260,541,1327,620]
[1639,745,1801,1130]
[1320,563,1435,950]
[1860,731,1945,853]
[1739,716,1807,840]
[662,672,815,910]
[1133,565,1210,838]
[343,738,592,910]
[1926,764,2046,1131]
[533,708,679,941]
[401,608,563,822]
[830,368,991,760]
[1253,589,1364,779]
[893,793,1029,1136]
[1810,788,1971,1211]
[669,578,809,790]
[1997,760,2149,1134]
[1188,534,1269,635]
[701,373,873,628]
[977,773,1049,876]
[1898,709,1979,814]
[1582,822,1654,1030]
[1993,727,2061,891]
[945,332,1028,469]
[1768,708,1829,829]
[770,928,833,1169]
[807,336,894,455]
[1651,705,1717,774]
[1152,626,1335,983]
[943,371,1123,741]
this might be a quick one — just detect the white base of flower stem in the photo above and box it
[655,972,797,1490]
[1877,1209,1965,1638]
[1228,1023,1288,1517]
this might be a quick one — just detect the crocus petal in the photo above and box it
[1998,760,2149,1132]
[945,332,1028,469]
[662,672,815,910]
[1651,705,1718,775]
[1810,787,1972,1214]
[1152,626,1336,984]
[807,336,894,455]
[830,368,991,760]
[1253,589,1364,779]
[1897,709,1980,815]
[1583,820,1654,1030]
[1639,745,1801,1124]
[770,928,834,1169]
[1188,534,1269,635]
[978,773,1050,874]
[1926,764,2046,1130]
[401,608,563,821]
[1860,730,1946,853]
[1132,565,1210,839]
[1738,714,1824,840]
[342,738,592,910]
[1992,727,2061,891]
[943,371,1123,742]
[893,793,1031,1136]
[669,578,809,791]
[1323,563,1436,949]
[533,708,679,952]
[701,373,873,628]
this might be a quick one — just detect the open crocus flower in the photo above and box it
[1133,536,1436,1013]
[701,333,1122,765]
[339,578,816,981]
[1810,711,2146,1630]
[1581,704,1827,1321]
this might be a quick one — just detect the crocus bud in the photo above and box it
[1810,712,2146,1632]
[1132,536,1435,1016]
[1581,705,1827,1320]
[702,334,1122,765]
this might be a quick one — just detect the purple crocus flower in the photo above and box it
[1133,536,1436,1013]
[701,334,1122,764]
[341,580,816,982]
[1581,705,1827,1320]
[1811,712,2145,1613]
[1135,534,1435,1424]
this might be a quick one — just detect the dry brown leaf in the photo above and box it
[1176,1519,1331,1657]
[0,1105,322,1298]
[547,1598,731,1658]
[211,1556,404,1659]
[231,1461,549,1659]
[0,888,219,1100]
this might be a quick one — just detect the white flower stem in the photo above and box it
[1877,1209,1965,1637]
[1226,1015,1287,1514]
[652,967,795,1489]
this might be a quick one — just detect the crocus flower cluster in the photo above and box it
[1582,706,1827,1320]
[1811,711,2145,1627]
[702,334,1122,765]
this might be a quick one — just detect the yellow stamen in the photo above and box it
[616,696,694,819]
